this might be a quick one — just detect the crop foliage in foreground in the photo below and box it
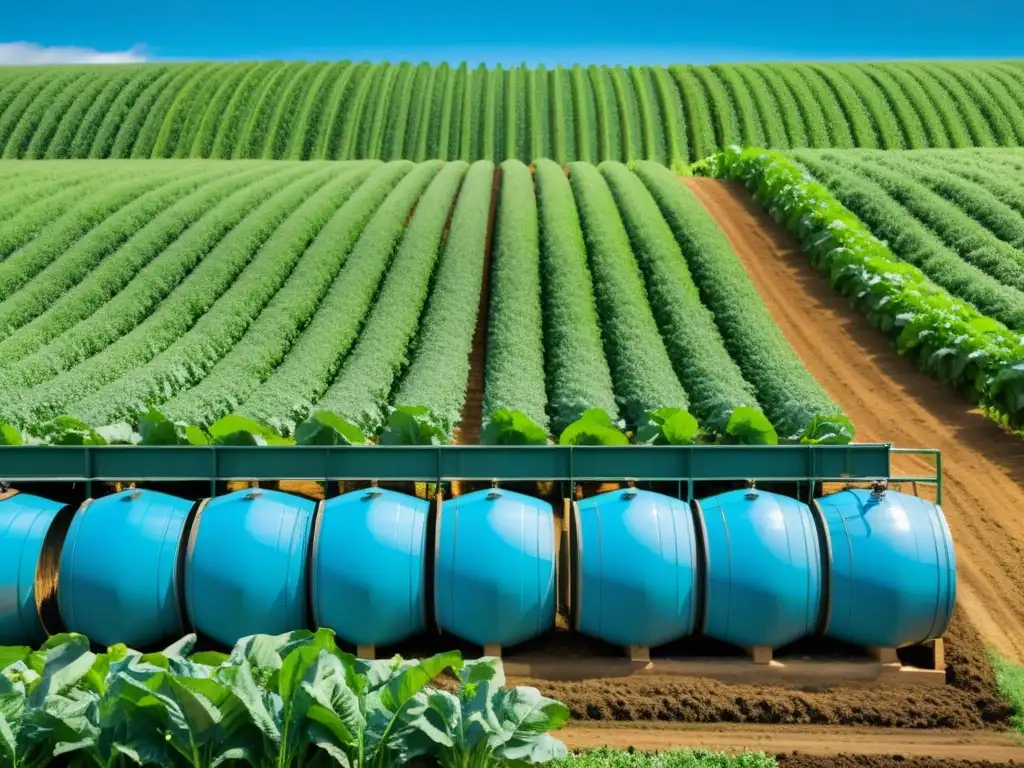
[0,629,569,768]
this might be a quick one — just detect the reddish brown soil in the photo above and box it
[452,165,500,446]
[559,723,1024,761]
[777,756,1019,768]
[683,178,1024,664]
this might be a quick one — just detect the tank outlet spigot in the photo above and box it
[744,479,759,499]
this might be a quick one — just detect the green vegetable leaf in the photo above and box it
[799,414,856,445]
[208,415,284,446]
[294,410,368,446]
[481,409,548,445]
[0,424,22,446]
[635,408,699,445]
[723,406,779,445]
[559,408,629,446]
[28,417,107,446]
[379,406,446,445]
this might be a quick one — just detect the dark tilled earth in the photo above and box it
[776,756,1019,768]
[524,611,1010,729]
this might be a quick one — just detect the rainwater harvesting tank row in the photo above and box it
[0,484,955,653]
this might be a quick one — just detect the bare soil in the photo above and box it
[560,722,1024,761]
[452,165,500,446]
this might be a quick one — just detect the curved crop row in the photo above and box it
[602,162,777,443]
[701,147,1024,430]
[5,60,1024,165]
[388,160,495,441]
[0,159,860,446]
[791,150,1024,330]
[637,160,851,442]
[567,162,691,428]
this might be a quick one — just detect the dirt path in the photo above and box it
[562,723,1024,761]
[684,178,1024,663]
[452,166,499,446]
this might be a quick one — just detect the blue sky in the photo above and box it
[2,0,1023,66]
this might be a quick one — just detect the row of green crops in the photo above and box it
[4,61,1024,165]
[783,149,1024,330]
[696,147,1024,431]
[0,630,569,768]
[0,159,853,448]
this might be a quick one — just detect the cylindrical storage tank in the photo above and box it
[312,488,428,646]
[185,489,314,647]
[700,488,823,649]
[575,489,700,647]
[817,488,955,648]
[58,489,193,648]
[0,493,68,645]
[435,488,555,647]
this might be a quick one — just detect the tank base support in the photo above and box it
[357,644,375,660]
[626,645,650,663]
[745,645,773,665]
[866,646,899,664]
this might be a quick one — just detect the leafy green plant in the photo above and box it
[635,408,700,446]
[395,656,570,768]
[137,408,210,446]
[559,409,629,446]
[207,415,294,446]
[379,406,446,445]
[699,146,1024,430]
[1,630,569,768]
[295,410,369,446]
[481,409,548,445]
[0,424,23,446]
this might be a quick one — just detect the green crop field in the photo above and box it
[0,60,1023,447]
[3,60,1024,165]
[0,158,853,447]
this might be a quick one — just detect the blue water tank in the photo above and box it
[575,489,699,647]
[58,489,193,648]
[312,488,427,646]
[0,493,68,645]
[700,488,823,649]
[435,488,555,647]
[185,489,315,646]
[817,488,955,648]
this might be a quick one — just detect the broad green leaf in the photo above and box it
[635,408,699,445]
[799,414,856,445]
[295,410,368,446]
[29,416,107,446]
[28,634,97,707]
[0,424,22,446]
[380,406,446,445]
[208,415,283,446]
[724,406,779,445]
[559,408,629,446]
[190,651,230,667]
[0,647,30,672]
[481,409,548,445]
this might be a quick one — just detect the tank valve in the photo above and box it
[487,479,502,500]
[244,490,263,501]
[870,480,887,499]
[744,479,759,499]
[622,479,638,500]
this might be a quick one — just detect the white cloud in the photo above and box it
[0,41,148,65]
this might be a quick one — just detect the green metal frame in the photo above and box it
[0,443,942,503]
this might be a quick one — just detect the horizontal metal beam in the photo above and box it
[0,444,893,483]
